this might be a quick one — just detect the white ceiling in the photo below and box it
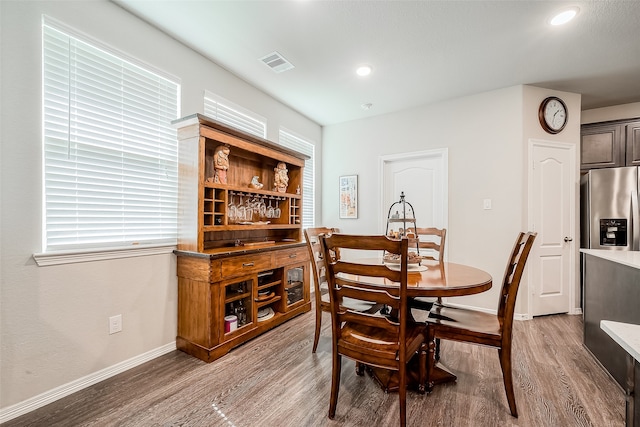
[114,0,640,126]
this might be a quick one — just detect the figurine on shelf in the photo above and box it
[213,145,230,184]
[274,162,289,193]
[296,185,301,195]
[249,176,264,190]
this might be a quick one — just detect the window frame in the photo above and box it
[35,17,181,265]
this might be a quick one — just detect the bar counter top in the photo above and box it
[580,249,640,270]
[601,320,640,363]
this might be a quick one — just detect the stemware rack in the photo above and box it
[203,187,299,229]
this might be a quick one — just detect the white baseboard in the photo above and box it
[440,301,532,321]
[442,301,584,321]
[0,342,176,424]
[441,301,497,315]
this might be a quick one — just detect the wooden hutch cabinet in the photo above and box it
[172,113,311,363]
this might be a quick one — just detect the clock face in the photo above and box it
[539,97,568,134]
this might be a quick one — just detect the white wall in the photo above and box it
[323,86,524,312]
[322,85,582,315]
[0,0,321,413]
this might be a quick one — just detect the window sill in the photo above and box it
[33,244,177,267]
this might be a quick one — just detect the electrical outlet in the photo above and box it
[109,314,122,334]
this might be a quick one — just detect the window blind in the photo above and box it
[204,91,266,138]
[42,22,180,252]
[279,128,315,228]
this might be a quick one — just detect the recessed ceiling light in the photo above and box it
[356,65,372,77]
[549,7,579,26]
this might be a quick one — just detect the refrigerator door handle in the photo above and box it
[632,189,639,251]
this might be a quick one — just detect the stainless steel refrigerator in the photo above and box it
[580,166,640,250]
[581,166,640,393]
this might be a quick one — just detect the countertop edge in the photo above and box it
[580,249,640,270]
[174,241,306,259]
[601,320,640,363]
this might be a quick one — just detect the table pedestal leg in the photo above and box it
[365,356,457,393]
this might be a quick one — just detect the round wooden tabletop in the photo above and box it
[339,259,493,298]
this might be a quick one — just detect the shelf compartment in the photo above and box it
[256,295,282,308]
[257,280,281,291]
[224,295,252,328]
[203,182,302,199]
[225,292,251,304]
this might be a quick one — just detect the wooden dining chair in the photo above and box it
[425,231,537,417]
[410,227,447,342]
[319,233,428,427]
[304,227,382,353]
[414,227,446,262]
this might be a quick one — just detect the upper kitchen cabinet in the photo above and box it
[626,120,640,166]
[581,118,640,170]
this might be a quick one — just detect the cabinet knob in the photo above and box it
[289,254,297,258]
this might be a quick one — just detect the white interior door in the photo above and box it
[380,149,448,245]
[529,140,575,316]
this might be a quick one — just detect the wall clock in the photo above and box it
[539,96,568,134]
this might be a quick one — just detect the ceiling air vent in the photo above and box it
[259,51,295,73]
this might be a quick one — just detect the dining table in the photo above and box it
[338,258,493,393]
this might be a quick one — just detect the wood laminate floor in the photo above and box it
[2,308,624,427]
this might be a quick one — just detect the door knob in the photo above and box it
[564,237,573,242]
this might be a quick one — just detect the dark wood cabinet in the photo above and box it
[626,120,640,166]
[581,118,640,170]
[172,114,311,363]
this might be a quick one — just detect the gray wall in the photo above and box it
[0,0,320,412]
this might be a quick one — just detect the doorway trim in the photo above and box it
[378,148,448,234]
[527,138,577,318]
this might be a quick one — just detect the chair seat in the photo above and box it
[424,232,537,418]
[338,322,426,367]
[320,291,382,313]
[427,304,502,345]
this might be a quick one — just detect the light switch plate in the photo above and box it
[483,199,492,210]
[109,314,122,334]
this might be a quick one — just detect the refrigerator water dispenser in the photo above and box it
[599,219,627,246]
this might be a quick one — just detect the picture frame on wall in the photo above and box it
[339,175,358,219]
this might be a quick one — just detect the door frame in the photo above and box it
[527,138,578,317]
[378,148,448,235]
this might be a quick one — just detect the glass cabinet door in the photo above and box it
[284,264,307,308]
[223,277,254,337]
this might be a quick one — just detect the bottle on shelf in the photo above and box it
[236,300,247,326]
